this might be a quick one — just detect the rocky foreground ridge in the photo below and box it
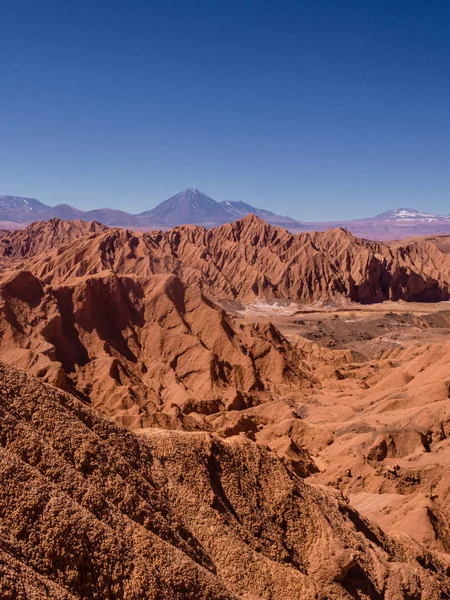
[1,361,449,599]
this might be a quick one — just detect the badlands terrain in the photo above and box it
[2,216,450,598]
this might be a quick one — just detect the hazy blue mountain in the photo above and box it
[1,190,449,241]
[138,188,237,226]
[0,196,51,222]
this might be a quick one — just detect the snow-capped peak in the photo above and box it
[374,208,450,223]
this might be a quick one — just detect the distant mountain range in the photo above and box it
[0,189,449,241]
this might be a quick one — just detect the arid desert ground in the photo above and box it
[2,217,450,599]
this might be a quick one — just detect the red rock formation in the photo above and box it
[4,216,449,303]
[0,218,107,261]
[0,268,311,429]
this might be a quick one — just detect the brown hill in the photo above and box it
[5,216,450,303]
[0,266,315,472]
[1,360,449,600]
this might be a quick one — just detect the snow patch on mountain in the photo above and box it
[374,208,450,223]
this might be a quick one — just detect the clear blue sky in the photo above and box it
[1,0,449,220]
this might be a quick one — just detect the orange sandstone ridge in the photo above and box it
[2,215,450,302]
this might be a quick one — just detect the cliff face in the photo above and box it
[1,217,450,459]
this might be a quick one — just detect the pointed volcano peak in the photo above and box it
[157,187,218,212]
[177,187,208,198]
[139,187,236,225]
[137,189,305,230]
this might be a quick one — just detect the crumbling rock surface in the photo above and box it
[0,361,449,599]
